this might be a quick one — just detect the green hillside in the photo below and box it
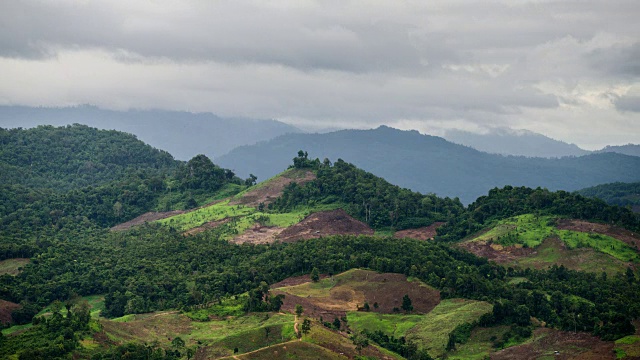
[1,131,640,359]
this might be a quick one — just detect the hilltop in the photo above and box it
[217,126,640,204]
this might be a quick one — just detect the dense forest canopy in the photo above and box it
[577,182,640,210]
[0,125,178,191]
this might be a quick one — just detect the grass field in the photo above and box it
[0,258,30,276]
[447,325,511,360]
[346,312,423,338]
[302,319,402,359]
[615,335,640,359]
[406,299,493,359]
[470,214,639,265]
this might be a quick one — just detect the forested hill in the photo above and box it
[217,126,640,204]
[0,124,178,191]
[577,182,640,211]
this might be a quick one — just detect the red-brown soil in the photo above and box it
[0,299,20,324]
[556,219,640,251]
[492,328,615,360]
[183,218,231,236]
[230,169,316,207]
[276,209,374,243]
[394,222,445,240]
[230,226,285,244]
[273,269,440,322]
[271,274,331,288]
[110,210,185,231]
[457,239,535,263]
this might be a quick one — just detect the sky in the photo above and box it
[0,0,638,150]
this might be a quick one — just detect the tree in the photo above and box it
[333,317,341,330]
[350,332,369,354]
[402,294,413,312]
[310,267,320,282]
[171,336,185,349]
[363,302,370,312]
[295,304,304,317]
[301,318,311,334]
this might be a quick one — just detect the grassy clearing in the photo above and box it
[470,214,639,264]
[233,341,347,360]
[0,258,30,276]
[1,322,32,336]
[303,320,402,360]
[406,299,493,359]
[157,200,255,231]
[277,276,336,298]
[507,277,528,285]
[184,296,245,321]
[347,312,423,338]
[189,313,296,357]
[447,325,510,360]
[615,335,640,359]
[515,237,628,275]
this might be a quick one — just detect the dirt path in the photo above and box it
[221,339,301,359]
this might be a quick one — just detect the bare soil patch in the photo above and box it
[270,274,331,288]
[231,169,316,207]
[458,239,535,263]
[394,222,445,240]
[0,258,30,276]
[0,299,20,324]
[274,269,440,321]
[276,209,374,243]
[556,219,640,251]
[492,328,615,360]
[183,218,231,236]
[110,210,185,231]
[230,226,286,245]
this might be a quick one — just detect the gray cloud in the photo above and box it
[0,0,638,149]
[615,96,640,112]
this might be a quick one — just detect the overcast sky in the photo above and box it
[1,0,638,149]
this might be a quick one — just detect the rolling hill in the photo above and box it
[217,126,640,204]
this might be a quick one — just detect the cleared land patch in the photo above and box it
[405,299,493,359]
[394,222,445,240]
[0,299,20,325]
[492,328,615,360]
[460,214,639,274]
[0,258,30,276]
[274,269,440,321]
[230,169,316,207]
[276,209,374,242]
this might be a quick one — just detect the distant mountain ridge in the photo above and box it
[443,128,590,158]
[217,126,640,204]
[0,105,301,160]
[443,128,639,158]
[596,144,640,157]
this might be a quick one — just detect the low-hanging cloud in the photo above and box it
[0,0,638,149]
